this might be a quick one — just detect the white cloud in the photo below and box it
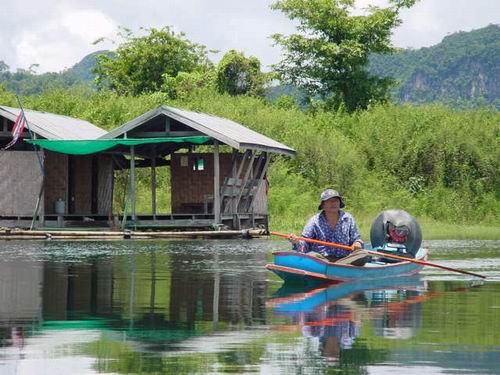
[394,0,498,48]
[1,0,498,73]
[62,9,116,44]
[14,7,117,73]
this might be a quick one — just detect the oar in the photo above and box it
[270,231,486,279]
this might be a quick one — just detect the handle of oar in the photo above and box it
[270,231,354,251]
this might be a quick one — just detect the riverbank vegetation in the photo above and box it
[1,85,498,238]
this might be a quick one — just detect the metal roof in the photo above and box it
[101,105,296,156]
[0,106,107,140]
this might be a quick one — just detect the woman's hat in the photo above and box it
[318,189,345,209]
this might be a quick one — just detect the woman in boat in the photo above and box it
[289,188,370,266]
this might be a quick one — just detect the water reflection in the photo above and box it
[269,277,427,364]
[0,239,499,374]
[0,240,272,374]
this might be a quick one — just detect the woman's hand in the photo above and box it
[352,241,363,250]
[288,233,299,245]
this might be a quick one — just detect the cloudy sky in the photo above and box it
[0,0,497,73]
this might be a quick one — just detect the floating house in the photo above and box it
[0,105,295,230]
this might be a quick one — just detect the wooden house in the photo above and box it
[0,105,112,228]
[1,105,295,230]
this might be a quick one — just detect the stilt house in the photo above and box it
[1,105,295,230]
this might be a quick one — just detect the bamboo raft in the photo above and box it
[0,228,268,240]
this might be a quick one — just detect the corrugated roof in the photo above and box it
[0,106,106,140]
[101,105,296,156]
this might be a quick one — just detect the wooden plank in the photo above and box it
[221,149,239,214]
[213,140,221,223]
[246,152,270,213]
[221,150,249,214]
[240,153,265,212]
[233,150,256,213]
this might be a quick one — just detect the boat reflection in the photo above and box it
[268,276,427,362]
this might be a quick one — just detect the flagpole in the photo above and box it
[14,96,46,230]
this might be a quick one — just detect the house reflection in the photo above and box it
[0,249,268,351]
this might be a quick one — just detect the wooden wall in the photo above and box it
[97,155,113,215]
[43,154,113,215]
[171,153,232,214]
[72,156,92,214]
[44,151,68,214]
[0,151,44,216]
[170,152,268,215]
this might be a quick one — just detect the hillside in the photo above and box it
[0,50,112,95]
[0,25,498,108]
[369,24,500,108]
[66,50,114,81]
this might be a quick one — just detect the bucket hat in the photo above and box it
[318,189,345,210]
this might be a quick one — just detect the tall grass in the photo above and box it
[1,85,498,238]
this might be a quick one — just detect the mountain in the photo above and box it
[267,25,500,109]
[0,50,112,95]
[369,24,500,108]
[65,50,114,81]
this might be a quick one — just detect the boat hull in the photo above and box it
[266,248,428,284]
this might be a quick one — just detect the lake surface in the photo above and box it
[0,239,499,375]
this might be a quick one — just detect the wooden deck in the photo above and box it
[0,212,268,232]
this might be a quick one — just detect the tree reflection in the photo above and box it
[0,242,496,374]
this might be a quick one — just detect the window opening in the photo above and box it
[193,157,205,171]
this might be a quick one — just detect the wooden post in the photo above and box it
[130,145,136,222]
[213,140,221,224]
[230,150,238,214]
[151,147,157,221]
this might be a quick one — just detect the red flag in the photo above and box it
[3,110,27,150]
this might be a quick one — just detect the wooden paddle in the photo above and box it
[270,231,486,279]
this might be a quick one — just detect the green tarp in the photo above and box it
[26,136,212,155]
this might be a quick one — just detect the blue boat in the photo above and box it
[266,247,428,285]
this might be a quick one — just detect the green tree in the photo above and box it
[215,50,269,96]
[162,70,215,99]
[0,61,9,74]
[94,27,212,95]
[271,0,417,112]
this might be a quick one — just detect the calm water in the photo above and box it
[0,239,499,375]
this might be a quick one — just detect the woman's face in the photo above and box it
[322,197,341,213]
